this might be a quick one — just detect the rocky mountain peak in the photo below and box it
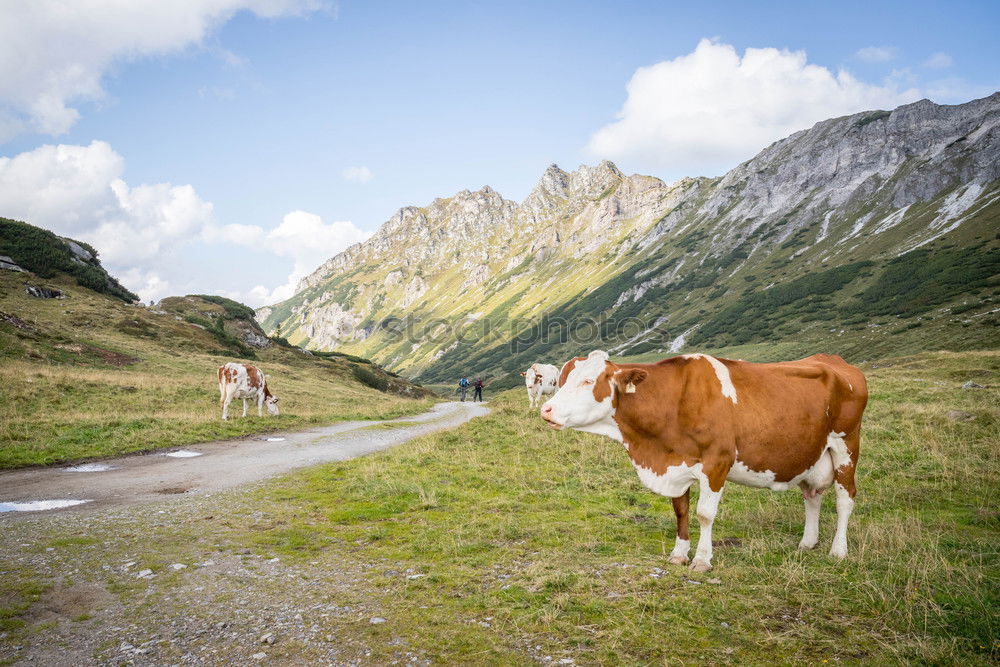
[519,163,572,222]
[536,163,571,197]
[568,160,624,199]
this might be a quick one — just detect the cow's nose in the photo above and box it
[540,404,553,418]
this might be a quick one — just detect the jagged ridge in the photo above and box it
[259,93,1000,384]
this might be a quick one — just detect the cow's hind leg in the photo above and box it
[242,398,248,418]
[221,385,236,421]
[829,429,859,559]
[668,488,691,565]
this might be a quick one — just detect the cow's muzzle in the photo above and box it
[540,404,562,430]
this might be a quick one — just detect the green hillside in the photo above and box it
[437,197,1000,389]
[0,216,138,303]
[0,230,433,469]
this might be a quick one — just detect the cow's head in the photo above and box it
[541,350,647,431]
[557,356,586,387]
[265,394,280,416]
[522,366,538,388]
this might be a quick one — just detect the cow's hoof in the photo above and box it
[798,540,818,551]
[829,547,847,559]
[689,560,712,573]
[667,555,689,566]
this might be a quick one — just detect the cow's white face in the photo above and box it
[265,395,279,416]
[541,351,615,430]
[522,367,538,389]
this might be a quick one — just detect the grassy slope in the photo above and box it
[226,350,996,663]
[0,270,433,468]
[1,350,996,663]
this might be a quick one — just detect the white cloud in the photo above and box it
[855,46,899,63]
[587,39,921,178]
[342,166,374,184]
[0,140,367,307]
[239,211,371,305]
[118,268,173,304]
[0,0,328,139]
[0,140,214,266]
[0,141,124,233]
[0,140,215,301]
[923,52,954,69]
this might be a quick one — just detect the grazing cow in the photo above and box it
[541,350,867,572]
[521,363,559,407]
[218,362,279,420]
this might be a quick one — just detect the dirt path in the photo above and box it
[0,401,489,517]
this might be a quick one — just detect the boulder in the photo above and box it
[25,285,64,299]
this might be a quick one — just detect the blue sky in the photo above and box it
[0,0,997,304]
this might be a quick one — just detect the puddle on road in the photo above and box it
[0,499,92,512]
[164,450,202,458]
[65,463,117,472]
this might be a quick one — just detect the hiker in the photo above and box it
[473,377,484,402]
[458,376,469,401]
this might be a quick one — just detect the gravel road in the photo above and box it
[0,401,490,517]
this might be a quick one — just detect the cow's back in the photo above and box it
[219,362,266,399]
[724,355,867,481]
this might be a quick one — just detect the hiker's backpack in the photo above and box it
[460,378,469,388]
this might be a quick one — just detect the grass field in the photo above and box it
[0,271,434,468]
[4,349,993,664]
[233,350,1000,663]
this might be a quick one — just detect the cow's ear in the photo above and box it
[520,372,526,376]
[616,369,648,394]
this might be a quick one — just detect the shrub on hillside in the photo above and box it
[192,294,258,321]
[845,245,1000,318]
[351,364,388,392]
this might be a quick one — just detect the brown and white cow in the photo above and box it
[541,350,867,571]
[218,362,279,420]
[521,363,560,407]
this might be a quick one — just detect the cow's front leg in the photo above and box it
[257,395,264,417]
[668,488,691,565]
[799,483,823,550]
[691,472,725,572]
[242,398,248,417]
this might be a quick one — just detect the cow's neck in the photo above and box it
[576,416,623,443]
[611,362,697,472]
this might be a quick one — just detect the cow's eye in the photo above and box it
[581,379,595,386]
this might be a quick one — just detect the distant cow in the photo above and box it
[218,362,279,420]
[542,350,867,572]
[521,363,559,407]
